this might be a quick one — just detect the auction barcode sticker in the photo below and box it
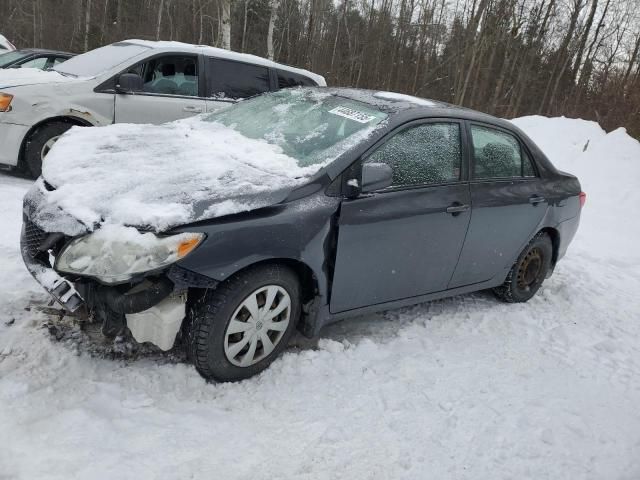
[328,106,377,124]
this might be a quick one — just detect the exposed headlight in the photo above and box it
[0,93,13,112]
[55,227,205,284]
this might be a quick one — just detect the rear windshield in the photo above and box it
[54,43,149,78]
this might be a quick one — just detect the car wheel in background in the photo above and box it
[23,121,74,178]
[185,264,301,382]
[493,232,553,303]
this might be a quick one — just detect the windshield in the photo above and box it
[0,51,29,68]
[207,89,388,167]
[54,43,149,77]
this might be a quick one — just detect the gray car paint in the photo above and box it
[23,88,582,338]
[168,89,582,336]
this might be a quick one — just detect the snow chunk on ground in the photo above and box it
[40,118,323,234]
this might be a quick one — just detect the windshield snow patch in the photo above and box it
[37,117,331,235]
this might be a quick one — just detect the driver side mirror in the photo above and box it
[361,162,393,192]
[115,73,144,94]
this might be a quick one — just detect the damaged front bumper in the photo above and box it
[20,218,84,312]
[20,215,217,350]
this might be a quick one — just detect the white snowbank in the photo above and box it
[39,118,322,234]
[0,67,73,88]
[511,115,640,259]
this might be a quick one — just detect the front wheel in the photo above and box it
[23,121,74,178]
[493,232,553,303]
[185,264,301,382]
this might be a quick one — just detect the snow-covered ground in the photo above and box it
[1,116,639,479]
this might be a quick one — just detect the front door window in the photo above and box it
[364,122,462,188]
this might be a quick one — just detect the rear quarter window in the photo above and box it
[207,58,271,100]
[277,69,317,89]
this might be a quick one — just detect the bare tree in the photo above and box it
[221,0,231,49]
[267,0,281,59]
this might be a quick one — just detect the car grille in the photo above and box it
[24,219,48,258]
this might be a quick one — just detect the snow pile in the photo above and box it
[1,116,640,479]
[37,118,322,234]
[0,67,74,88]
[511,116,640,258]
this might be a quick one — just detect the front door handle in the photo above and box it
[529,195,546,205]
[183,105,203,113]
[446,203,470,216]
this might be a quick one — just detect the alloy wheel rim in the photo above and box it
[517,247,543,291]
[41,135,61,160]
[224,285,291,367]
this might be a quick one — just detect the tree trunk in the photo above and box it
[84,0,92,52]
[267,0,281,60]
[241,0,249,52]
[156,0,165,40]
[570,0,598,84]
[221,0,231,50]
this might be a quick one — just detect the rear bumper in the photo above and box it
[0,121,29,167]
[555,214,581,263]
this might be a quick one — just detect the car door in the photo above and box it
[330,120,472,313]
[448,122,548,288]
[204,57,273,113]
[114,54,207,124]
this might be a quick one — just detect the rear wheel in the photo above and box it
[493,232,552,303]
[23,121,74,178]
[185,264,301,382]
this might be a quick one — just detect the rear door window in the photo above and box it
[207,58,271,100]
[471,124,536,178]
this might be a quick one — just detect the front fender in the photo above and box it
[173,193,341,300]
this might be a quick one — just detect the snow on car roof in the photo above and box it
[373,91,437,106]
[124,39,326,87]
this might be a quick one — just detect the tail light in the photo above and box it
[579,192,586,208]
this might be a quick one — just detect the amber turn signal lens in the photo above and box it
[0,93,13,112]
[177,236,202,258]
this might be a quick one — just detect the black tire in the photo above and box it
[493,232,553,303]
[185,264,301,382]
[23,122,74,178]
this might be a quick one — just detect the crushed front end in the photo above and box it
[21,180,215,351]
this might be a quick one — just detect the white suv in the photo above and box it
[0,39,325,177]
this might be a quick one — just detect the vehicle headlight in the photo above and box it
[0,93,13,112]
[55,227,205,284]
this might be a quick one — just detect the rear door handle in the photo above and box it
[183,105,203,113]
[446,203,470,215]
[529,195,546,205]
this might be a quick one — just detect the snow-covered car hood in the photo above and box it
[26,117,324,236]
[0,68,75,88]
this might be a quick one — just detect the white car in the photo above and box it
[0,34,15,52]
[0,39,325,177]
